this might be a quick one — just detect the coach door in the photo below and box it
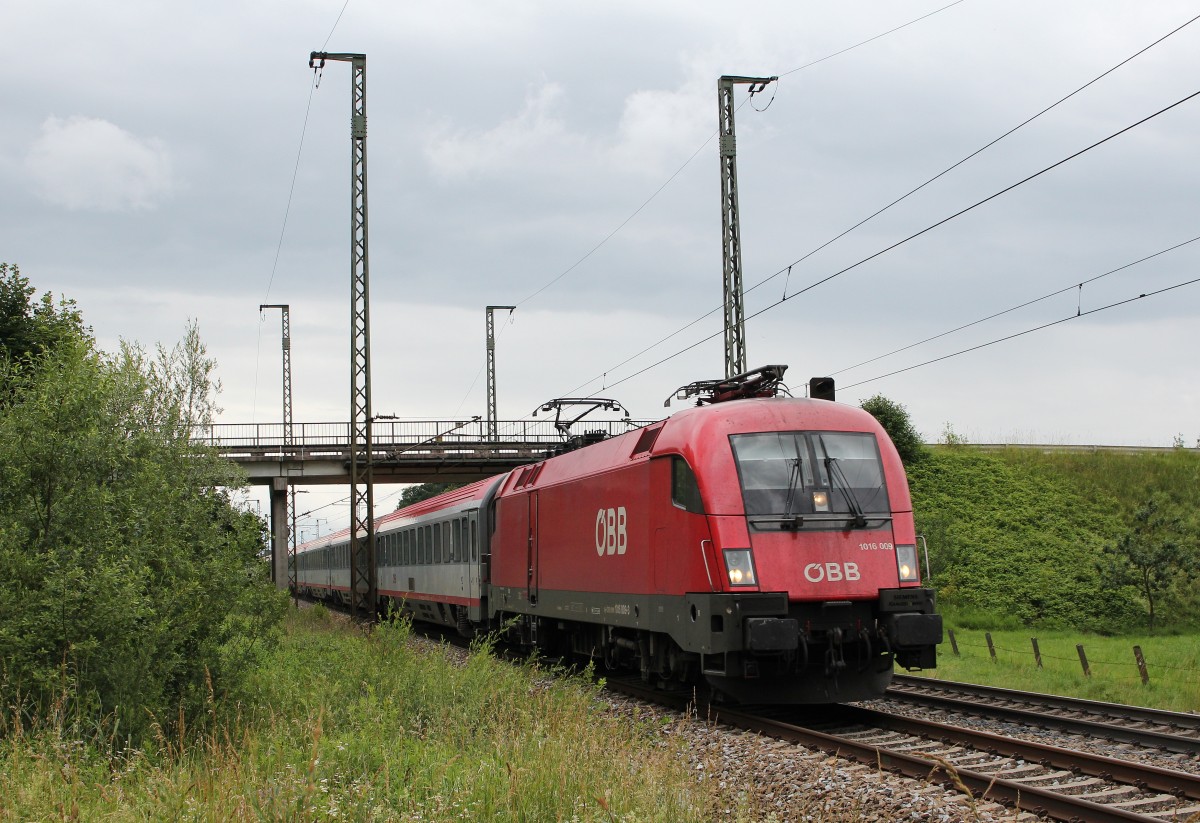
[526,492,540,605]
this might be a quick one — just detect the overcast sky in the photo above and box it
[4,1,1199,527]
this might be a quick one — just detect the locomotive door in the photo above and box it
[526,491,540,604]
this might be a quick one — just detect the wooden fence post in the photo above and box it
[986,632,997,662]
[1133,646,1149,685]
[948,629,960,656]
[1031,637,1042,669]
[1076,644,1091,678]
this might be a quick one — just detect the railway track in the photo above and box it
[888,674,1200,756]
[608,679,1200,822]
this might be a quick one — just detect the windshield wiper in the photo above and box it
[825,456,867,528]
[783,456,803,517]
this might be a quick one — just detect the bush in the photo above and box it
[860,394,927,465]
[0,318,286,741]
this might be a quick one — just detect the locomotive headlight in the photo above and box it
[896,544,919,583]
[811,490,830,512]
[723,549,757,587]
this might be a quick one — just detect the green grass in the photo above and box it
[0,607,740,822]
[912,621,1200,713]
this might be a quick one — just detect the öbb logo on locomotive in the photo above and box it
[803,561,862,583]
[594,506,627,556]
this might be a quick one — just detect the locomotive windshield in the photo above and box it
[730,431,890,529]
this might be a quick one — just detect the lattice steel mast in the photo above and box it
[485,306,515,441]
[259,304,295,594]
[310,51,376,620]
[718,75,775,378]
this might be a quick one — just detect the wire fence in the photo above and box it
[944,629,1200,691]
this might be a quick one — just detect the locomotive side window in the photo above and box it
[671,457,705,513]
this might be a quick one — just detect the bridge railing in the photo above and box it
[193,419,656,450]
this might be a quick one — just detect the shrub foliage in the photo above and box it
[0,266,285,740]
[911,446,1200,632]
[860,394,927,464]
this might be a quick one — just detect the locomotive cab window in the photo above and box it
[671,457,705,513]
[730,431,889,529]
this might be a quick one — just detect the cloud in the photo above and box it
[25,116,173,212]
[423,81,592,181]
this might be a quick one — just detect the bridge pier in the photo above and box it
[270,477,289,590]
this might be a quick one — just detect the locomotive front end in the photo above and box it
[675,397,942,703]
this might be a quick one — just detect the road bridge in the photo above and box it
[199,417,654,485]
[198,417,654,590]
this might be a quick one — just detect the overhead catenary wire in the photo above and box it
[837,274,1200,391]
[829,233,1200,377]
[555,11,1200,401]
[584,87,1200,396]
[778,0,967,77]
[554,9,1200,403]
[508,0,974,311]
[249,0,351,506]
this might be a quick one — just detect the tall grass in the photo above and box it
[0,608,729,821]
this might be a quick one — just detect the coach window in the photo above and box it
[470,516,478,562]
[442,522,451,562]
[671,456,705,514]
[415,527,424,565]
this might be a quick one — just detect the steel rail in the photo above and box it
[606,679,1198,822]
[835,705,1200,800]
[889,675,1200,754]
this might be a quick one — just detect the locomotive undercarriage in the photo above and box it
[488,587,940,704]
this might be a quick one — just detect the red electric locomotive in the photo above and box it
[295,367,942,703]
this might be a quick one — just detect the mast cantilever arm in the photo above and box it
[309,51,365,67]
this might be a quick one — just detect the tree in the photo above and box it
[0,303,285,739]
[0,262,89,369]
[1099,495,1199,632]
[396,482,464,509]
[860,394,927,465]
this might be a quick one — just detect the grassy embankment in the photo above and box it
[908,445,1200,712]
[1,607,749,822]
